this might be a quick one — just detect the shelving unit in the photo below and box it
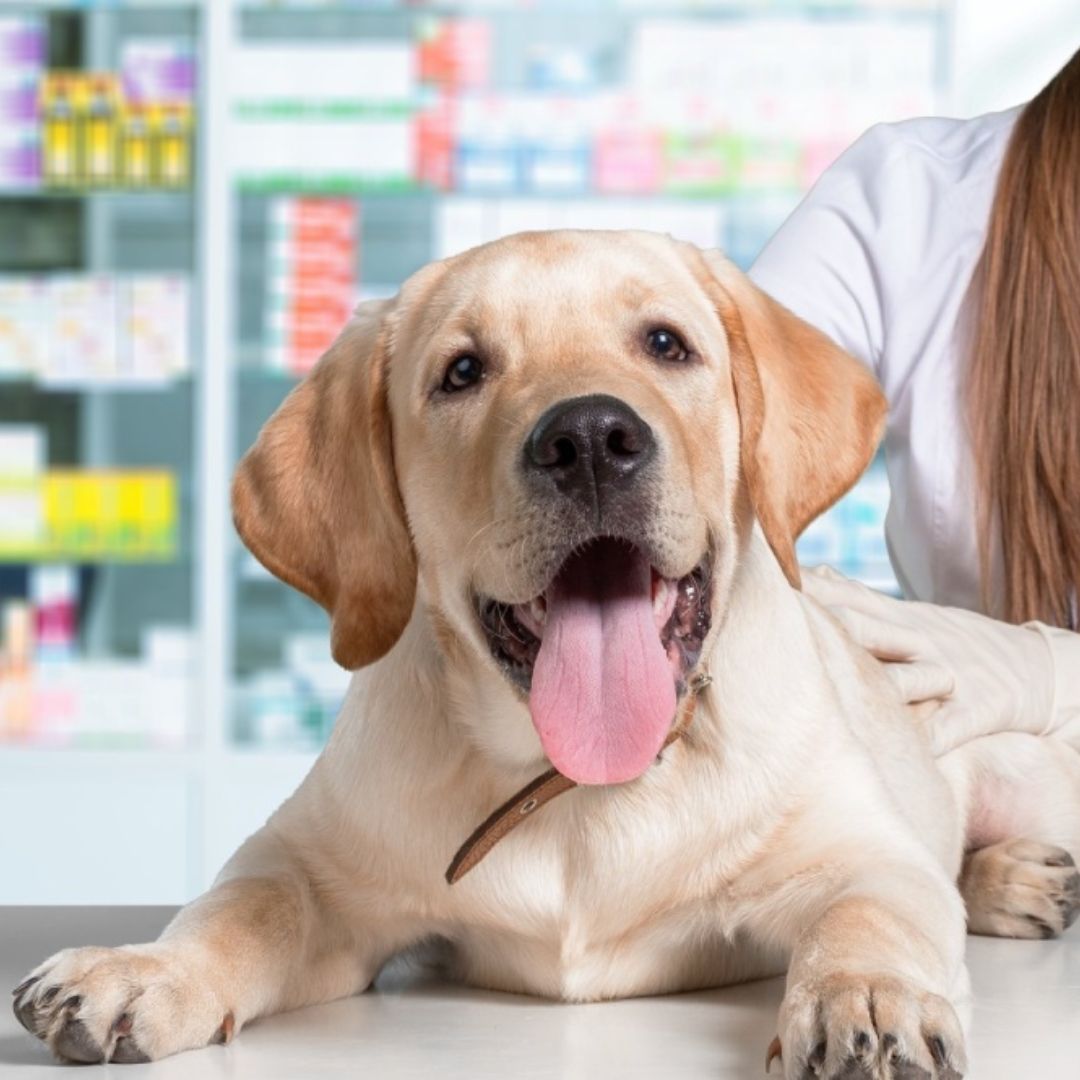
[0,0,953,903]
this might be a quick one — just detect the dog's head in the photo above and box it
[233,231,884,783]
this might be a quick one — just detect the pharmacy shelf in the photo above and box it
[0,746,198,770]
[238,1,941,14]
[0,745,317,771]
[0,187,192,199]
[0,2,200,10]
[0,376,193,391]
[0,0,212,905]
[234,185,805,199]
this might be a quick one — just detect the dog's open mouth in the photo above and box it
[477,537,712,785]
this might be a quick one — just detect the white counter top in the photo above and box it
[2,907,1077,1078]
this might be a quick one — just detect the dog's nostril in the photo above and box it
[552,436,578,468]
[606,427,639,457]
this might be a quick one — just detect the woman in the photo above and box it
[749,47,1080,754]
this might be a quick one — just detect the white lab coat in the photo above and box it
[749,107,1080,738]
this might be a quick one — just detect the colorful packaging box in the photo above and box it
[0,425,45,557]
[0,274,189,386]
[30,565,78,664]
[40,471,177,560]
[265,198,358,375]
[40,73,82,186]
[454,97,519,194]
[121,39,196,107]
[594,108,663,196]
[126,276,191,382]
[415,95,457,191]
[518,97,591,196]
[417,17,491,91]
[0,16,45,190]
[0,278,50,377]
[47,275,119,384]
[661,99,743,196]
[40,67,195,190]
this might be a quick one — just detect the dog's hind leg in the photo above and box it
[939,732,1080,938]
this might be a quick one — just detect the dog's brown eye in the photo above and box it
[443,354,484,393]
[646,328,689,362]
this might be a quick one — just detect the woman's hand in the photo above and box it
[801,565,1066,755]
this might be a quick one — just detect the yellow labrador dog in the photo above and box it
[14,232,1080,1078]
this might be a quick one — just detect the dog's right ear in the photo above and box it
[232,299,417,670]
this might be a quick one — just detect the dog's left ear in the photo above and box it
[232,298,417,670]
[687,247,887,588]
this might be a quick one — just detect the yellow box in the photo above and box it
[40,73,79,186]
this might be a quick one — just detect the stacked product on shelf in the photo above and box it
[0,570,191,749]
[0,424,179,562]
[0,15,46,191]
[1,19,197,193]
[264,198,359,376]
[237,632,351,750]
[0,12,198,758]
[41,68,194,189]
[233,41,414,192]
[0,273,190,385]
[234,10,937,199]
[416,15,491,90]
[796,458,897,593]
[0,425,188,749]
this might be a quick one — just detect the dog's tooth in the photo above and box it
[653,578,669,613]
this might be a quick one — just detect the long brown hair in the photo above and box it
[968,47,1080,629]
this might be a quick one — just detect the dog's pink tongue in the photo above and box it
[529,541,676,785]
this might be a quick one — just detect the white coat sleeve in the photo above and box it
[749,125,916,379]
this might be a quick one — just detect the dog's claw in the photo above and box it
[212,1010,236,1046]
[766,1034,782,1072]
[12,975,39,998]
[112,1036,151,1064]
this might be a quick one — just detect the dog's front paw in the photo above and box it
[774,972,966,1080]
[12,944,234,1064]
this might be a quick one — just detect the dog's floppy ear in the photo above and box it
[232,299,416,669]
[690,248,886,588]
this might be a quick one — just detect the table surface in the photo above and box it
[1,907,1077,1078]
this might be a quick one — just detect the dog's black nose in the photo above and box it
[525,394,656,505]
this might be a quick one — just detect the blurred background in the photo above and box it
[0,0,1077,904]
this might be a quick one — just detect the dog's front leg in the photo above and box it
[12,826,412,1064]
[754,858,970,1080]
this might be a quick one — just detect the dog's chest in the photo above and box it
[441,792,783,1000]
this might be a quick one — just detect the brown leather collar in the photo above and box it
[446,671,712,884]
